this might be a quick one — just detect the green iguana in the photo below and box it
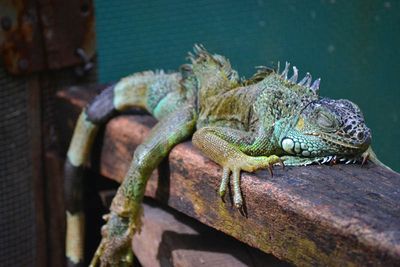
[64,45,382,266]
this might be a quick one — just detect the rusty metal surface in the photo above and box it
[0,0,46,74]
[0,0,96,75]
[37,0,96,70]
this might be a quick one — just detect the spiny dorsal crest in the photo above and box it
[279,62,321,95]
[241,66,274,86]
[187,44,238,81]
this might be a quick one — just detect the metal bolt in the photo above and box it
[1,16,12,31]
[75,48,94,77]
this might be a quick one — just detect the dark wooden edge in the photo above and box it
[56,85,400,266]
[27,76,47,267]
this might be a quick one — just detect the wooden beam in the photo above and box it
[94,190,288,267]
[134,201,289,267]
[57,85,400,266]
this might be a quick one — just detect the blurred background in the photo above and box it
[95,0,399,171]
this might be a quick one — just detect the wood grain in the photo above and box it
[131,201,288,267]
[57,85,400,266]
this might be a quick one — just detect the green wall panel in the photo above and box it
[95,0,399,171]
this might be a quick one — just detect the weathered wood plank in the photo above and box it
[135,202,290,267]
[56,86,400,266]
[95,191,289,267]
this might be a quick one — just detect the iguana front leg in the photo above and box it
[90,105,197,266]
[192,127,282,208]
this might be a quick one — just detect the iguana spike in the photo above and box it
[255,65,271,73]
[199,43,207,50]
[305,74,312,87]
[193,44,208,56]
[289,66,298,83]
[310,78,321,93]
[281,62,290,80]
[298,72,311,86]
[276,61,281,74]
[187,52,195,63]
[193,44,202,54]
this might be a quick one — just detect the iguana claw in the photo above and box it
[361,153,369,167]
[267,158,284,177]
[218,155,283,208]
[277,158,285,169]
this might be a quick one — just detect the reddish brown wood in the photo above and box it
[133,202,288,267]
[57,85,400,266]
[97,190,287,266]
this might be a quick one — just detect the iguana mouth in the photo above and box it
[316,155,361,165]
[305,132,366,150]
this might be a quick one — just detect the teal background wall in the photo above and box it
[94,0,399,171]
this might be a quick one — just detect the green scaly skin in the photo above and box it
[65,44,384,266]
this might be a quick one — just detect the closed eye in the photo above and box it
[317,113,335,128]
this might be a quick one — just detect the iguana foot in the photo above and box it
[219,155,283,208]
[89,213,136,267]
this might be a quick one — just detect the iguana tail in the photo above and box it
[64,85,111,267]
[64,71,184,266]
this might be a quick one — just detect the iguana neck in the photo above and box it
[253,75,317,126]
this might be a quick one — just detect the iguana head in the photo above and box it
[281,98,371,159]
[273,63,372,163]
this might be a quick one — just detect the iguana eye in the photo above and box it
[317,113,334,128]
